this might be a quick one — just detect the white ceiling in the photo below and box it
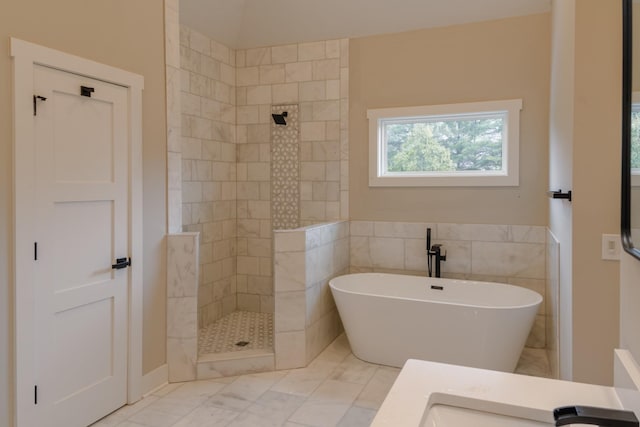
[180,0,551,50]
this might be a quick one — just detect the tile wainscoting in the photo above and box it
[167,220,550,384]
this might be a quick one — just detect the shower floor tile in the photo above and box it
[198,311,273,356]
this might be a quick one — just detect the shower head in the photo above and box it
[272,111,288,125]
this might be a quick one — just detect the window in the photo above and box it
[368,99,522,187]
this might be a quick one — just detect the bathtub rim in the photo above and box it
[329,272,543,311]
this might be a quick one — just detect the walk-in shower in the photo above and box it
[195,105,298,362]
[171,28,350,379]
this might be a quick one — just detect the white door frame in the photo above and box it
[11,38,144,427]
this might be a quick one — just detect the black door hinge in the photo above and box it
[34,385,38,405]
[33,95,47,116]
[34,242,37,261]
[81,86,95,97]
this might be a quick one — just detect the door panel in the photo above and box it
[33,64,129,427]
[52,91,115,183]
[52,201,114,292]
[51,297,114,401]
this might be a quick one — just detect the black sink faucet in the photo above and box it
[426,228,447,278]
[554,405,639,427]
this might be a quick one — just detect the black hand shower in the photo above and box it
[426,228,433,277]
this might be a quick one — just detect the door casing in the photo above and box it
[11,37,144,427]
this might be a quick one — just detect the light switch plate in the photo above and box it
[602,234,621,261]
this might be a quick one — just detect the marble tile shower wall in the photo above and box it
[350,221,547,349]
[274,221,349,370]
[235,40,350,314]
[180,27,238,327]
[165,0,182,233]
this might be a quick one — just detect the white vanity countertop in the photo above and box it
[371,358,630,426]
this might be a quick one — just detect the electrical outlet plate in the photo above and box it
[602,234,621,261]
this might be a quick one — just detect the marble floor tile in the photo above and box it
[127,408,183,427]
[91,417,142,427]
[287,400,353,427]
[226,391,306,427]
[171,405,241,427]
[90,395,160,426]
[288,380,364,426]
[245,390,306,419]
[113,422,146,427]
[330,354,379,385]
[103,334,549,427]
[90,414,129,427]
[206,371,287,411]
[336,406,377,427]
[151,383,182,397]
[270,366,333,397]
[353,366,401,410]
[142,397,200,418]
[516,347,552,378]
[165,379,227,404]
[305,379,364,404]
[308,333,351,366]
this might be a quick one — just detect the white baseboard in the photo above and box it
[142,364,168,396]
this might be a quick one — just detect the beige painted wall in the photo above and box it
[571,0,621,386]
[0,2,167,425]
[349,14,551,225]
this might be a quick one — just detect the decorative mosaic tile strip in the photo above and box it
[271,104,300,230]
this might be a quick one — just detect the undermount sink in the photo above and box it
[422,404,551,427]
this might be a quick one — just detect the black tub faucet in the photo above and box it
[426,228,447,278]
[554,405,639,427]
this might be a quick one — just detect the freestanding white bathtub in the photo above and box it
[329,273,542,372]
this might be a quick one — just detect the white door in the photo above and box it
[33,64,129,427]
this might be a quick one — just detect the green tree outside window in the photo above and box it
[385,116,504,173]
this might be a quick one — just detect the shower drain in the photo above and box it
[235,340,250,347]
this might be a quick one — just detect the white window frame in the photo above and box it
[368,99,522,187]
